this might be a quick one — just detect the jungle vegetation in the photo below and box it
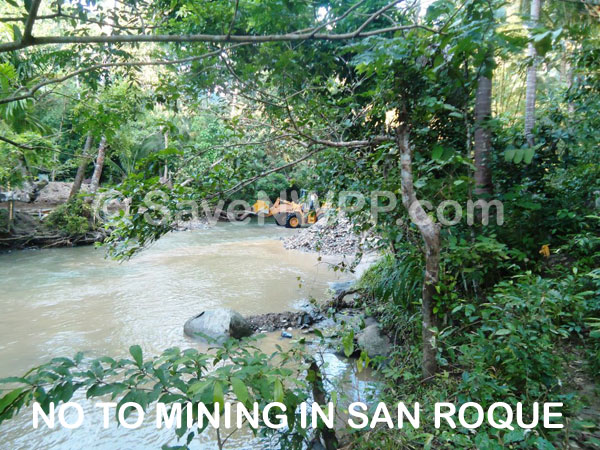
[0,0,599,448]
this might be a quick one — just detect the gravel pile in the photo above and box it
[283,215,359,255]
[245,311,319,332]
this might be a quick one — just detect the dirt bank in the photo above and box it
[0,181,103,251]
[0,210,105,251]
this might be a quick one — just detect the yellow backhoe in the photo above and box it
[252,198,324,228]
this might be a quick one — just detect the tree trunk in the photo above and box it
[474,75,494,196]
[89,136,107,194]
[397,125,441,380]
[564,54,575,114]
[525,0,541,146]
[69,132,93,200]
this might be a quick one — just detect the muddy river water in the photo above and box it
[0,222,372,449]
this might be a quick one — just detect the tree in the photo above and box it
[69,132,93,199]
[89,136,107,194]
[396,123,441,378]
[474,74,494,197]
[525,0,542,145]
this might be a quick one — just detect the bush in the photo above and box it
[0,337,321,450]
[356,254,597,448]
[357,245,422,334]
[45,199,92,235]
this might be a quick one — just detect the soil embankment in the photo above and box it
[0,182,102,251]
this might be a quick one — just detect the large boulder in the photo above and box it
[328,280,355,297]
[184,309,253,342]
[356,324,391,358]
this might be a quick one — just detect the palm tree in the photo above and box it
[474,74,494,196]
[525,0,542,146]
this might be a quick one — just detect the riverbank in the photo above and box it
[0,182,101,251]
[0,209,106,251]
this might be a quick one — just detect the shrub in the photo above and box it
[45,199,92,235]
[0,337,321,450]
[357,245,422,334]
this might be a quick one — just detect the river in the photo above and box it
[0,222,372,449]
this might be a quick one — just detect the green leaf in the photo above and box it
[24,0,32,12]
[504,429,525,443]
[432,145,443,161]
[230,377,248,404]
[213,381,224,408]
[129,345,143,368]
[513,148,524,164]
[342,330,354,357]
[12,25,22,41]
[0,377,28,384]
[504,148,516,162]
[533,32,553,57]
[273,379,284,403]
[87,383,125,399]
[0,388,24,415]
[495,329,511,336]
[523,147,535,164]
[535,437,556,450]
[188,380,210,397]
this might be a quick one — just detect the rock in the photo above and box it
[246,311,317,332]
[282,214,359,255]
[353,252,382,279]
[184,309,253,341]
[328,280,355,296]
[356,324,391,358]
[363,316,379,327]
[281,331,293,338]
[298,313,313,327]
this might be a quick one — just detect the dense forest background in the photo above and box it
[0,0,599,448]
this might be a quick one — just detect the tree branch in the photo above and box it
[0,134,67,155]
[0,14,59,23]
[306,0,369,37]
[0,135,34,150]
[353,0,402,36]
[215,147,324,198]
[23,0,42,42]
[0,24,437,53]
[226,0,240,38]
[283,99,392,148]
[0,44,248,105]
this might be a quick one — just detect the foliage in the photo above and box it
[45,199,92,235]
[0,0,599,448]
[356,261,598,448]
[0,337,320,450]
[357,247,422,326]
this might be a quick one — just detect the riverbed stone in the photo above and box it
[184,309,253,341]
[356,324,391,358]
[328,280,355,296]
